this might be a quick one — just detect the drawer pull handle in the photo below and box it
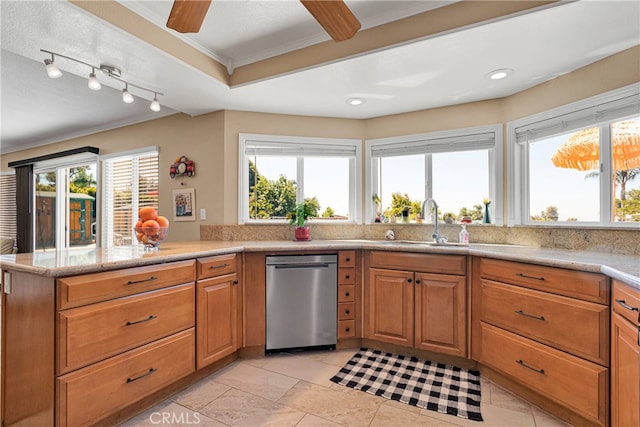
[515,359,545,375]
[126,368,157,383]
[345,292,350,297]
[345,327,350,332]
[615,299,639,312]
[515,273,545,281]
[515,310,545,321]
[345,275,350,279]
[209,263,230,270]
[126,315,157,326]
[345,309,350,315]
[345,258,351,262]
[127,276,158,285]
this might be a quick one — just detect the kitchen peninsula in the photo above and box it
[1,240,639,426]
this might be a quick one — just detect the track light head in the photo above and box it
[122,84,134,104]
[44,57,62,79]
[150,94,161,112]
[88,69,101,90]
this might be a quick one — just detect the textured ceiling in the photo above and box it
[1,0,639,155]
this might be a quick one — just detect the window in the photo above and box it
[101,147,159,247]
[239,134,361,223]
[509,84,640,226]
[0,173,16,240]
[365,125,502,224]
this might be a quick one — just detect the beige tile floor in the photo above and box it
[120,349,572,427]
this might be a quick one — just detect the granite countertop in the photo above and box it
[1,240,638,290]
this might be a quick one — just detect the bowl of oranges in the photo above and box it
[134,207,169,251]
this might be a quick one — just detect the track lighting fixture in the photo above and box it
[122,84,135,104]
[88,68,101,91]
[150,94,161,112]
[44,54,62,79]
[40,49,164,112]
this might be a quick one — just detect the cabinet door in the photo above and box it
[196,273,238,369]
[611,311,640,427]
[414,273,466,356]
[366,268,414,347]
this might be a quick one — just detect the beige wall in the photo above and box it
[2,46,638,240]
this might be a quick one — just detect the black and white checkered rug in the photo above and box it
[330,348,483,421]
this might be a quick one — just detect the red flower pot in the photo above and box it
[294,226,310,241]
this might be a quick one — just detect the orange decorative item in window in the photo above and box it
[135,207,169,250]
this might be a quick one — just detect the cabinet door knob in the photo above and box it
[345,258,350,262]
[415,279,421,284]
[345,327,350,332]
[233,280,239,286]
[407,278,412,283]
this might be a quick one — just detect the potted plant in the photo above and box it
[288,202,314,241]
[443,212,456,224]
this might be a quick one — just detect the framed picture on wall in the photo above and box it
[172,188,196,222]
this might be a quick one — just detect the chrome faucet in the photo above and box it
[422,198,447,244]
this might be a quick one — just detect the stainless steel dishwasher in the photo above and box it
[266,254,337,352]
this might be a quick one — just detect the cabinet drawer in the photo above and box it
[339,251,356,267]
[612,280,640,325]
[481,280,609,366]
[338,285,355,302]
[338,320,356,338]
[479,258,608,304]
[369,251,466,275]
[339,267,355,284]
[57,329,195,427]
[197,253,238,280]
[57,260,196,310]
[58,283,194,374]
[338,302,355,320]
[479,322,608,426]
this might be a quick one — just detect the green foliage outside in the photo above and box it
[35,167,97,198]
[249,160,323,220]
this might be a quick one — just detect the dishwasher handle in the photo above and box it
[273,263,333,269]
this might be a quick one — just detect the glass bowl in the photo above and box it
[134,226,169,251]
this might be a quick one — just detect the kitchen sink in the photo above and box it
[377,240,467,246]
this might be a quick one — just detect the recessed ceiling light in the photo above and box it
[487,68,513,80]
[346,97,365,106]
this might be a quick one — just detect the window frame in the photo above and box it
[0,172,17,240]
[364,124,503,225]
[507,83,640,227]
[238,134,362,224]
[100,146,159,248]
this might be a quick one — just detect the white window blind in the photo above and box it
[0,173,16,239]
[244,139,358,157]
[101,148,158,247]
[515,92,640,144]
[370,130,497,158]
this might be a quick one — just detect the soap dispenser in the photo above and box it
[459,224,469,245]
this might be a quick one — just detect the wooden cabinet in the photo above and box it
[471,257,610,426]
[55,261,197,427]
[365,251,467,357]
[196,253,241,369]
[610,280,640,427]
[337,250,360,340]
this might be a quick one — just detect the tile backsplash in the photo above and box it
[201,224,640,256]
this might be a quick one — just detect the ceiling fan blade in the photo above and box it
[166,0,212,33]
[300,0,361,42]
